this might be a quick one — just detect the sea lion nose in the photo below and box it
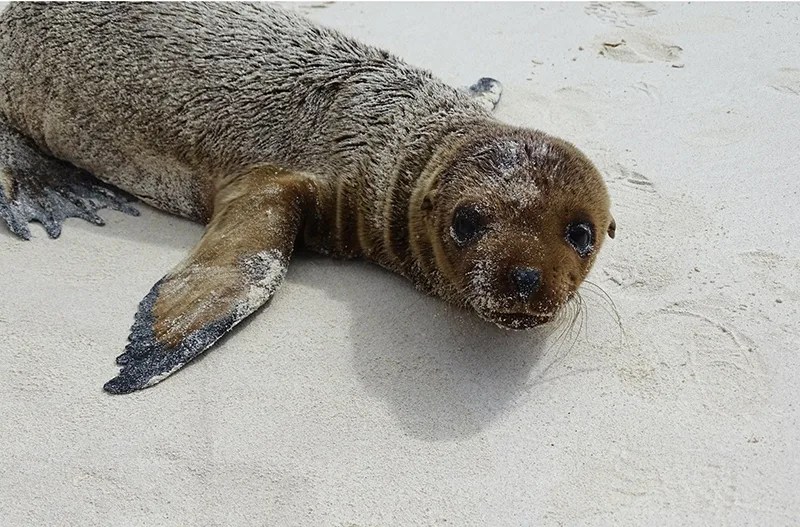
[510,267,541,298]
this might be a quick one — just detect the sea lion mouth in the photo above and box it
[488,311,552,330]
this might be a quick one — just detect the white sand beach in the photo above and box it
[1,2,798,525]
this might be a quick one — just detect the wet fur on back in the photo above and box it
[0,2,490,222]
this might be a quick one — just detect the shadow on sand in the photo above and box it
[288,252,550,442]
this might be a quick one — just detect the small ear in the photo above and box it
[607,217,617,239]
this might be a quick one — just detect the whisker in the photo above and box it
[581,280,625,343]
[538,293,582,376]
[563,292,585,356]
[582,280,621,321]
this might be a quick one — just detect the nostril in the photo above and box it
[510,267,541,298]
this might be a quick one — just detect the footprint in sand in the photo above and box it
[768,67,800,96]
[605,161,655,193]
[589,156,675,293]
[631,81,662,104]
[616,305,767,409]
[738,250,800,300]
[585,2,657,28]
[595,31,683,64]
[293,2,334,15]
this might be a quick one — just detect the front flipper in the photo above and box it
[104,166,314,394]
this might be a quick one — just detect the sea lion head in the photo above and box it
[418,129,615,330]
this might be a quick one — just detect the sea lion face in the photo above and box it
[424,132,614,330]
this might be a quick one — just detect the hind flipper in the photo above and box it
[104,166,314,394]
[0,119,138,240]
[468,77,503,111]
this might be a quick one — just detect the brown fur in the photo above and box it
[0,167,14,198]
[0,3,614,391]
[404,127,613,328]
[153,166,311,347]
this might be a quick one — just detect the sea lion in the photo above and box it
[0,3,615,394]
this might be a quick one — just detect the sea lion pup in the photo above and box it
[0,3,615,393]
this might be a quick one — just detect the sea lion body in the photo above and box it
[0,3,615,393]
[0,3,482,239]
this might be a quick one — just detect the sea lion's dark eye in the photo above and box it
[451,205,483,246]
[566,222,594,257]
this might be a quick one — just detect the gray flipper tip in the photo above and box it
[470,77,503,93]
[103,375,139,395]
[468,77,503,111]
[7,222,32,240]
[0,190,31,240]
[104,279,237,394]
[42,220,62,239]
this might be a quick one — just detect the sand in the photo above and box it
[1,2,799,525]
